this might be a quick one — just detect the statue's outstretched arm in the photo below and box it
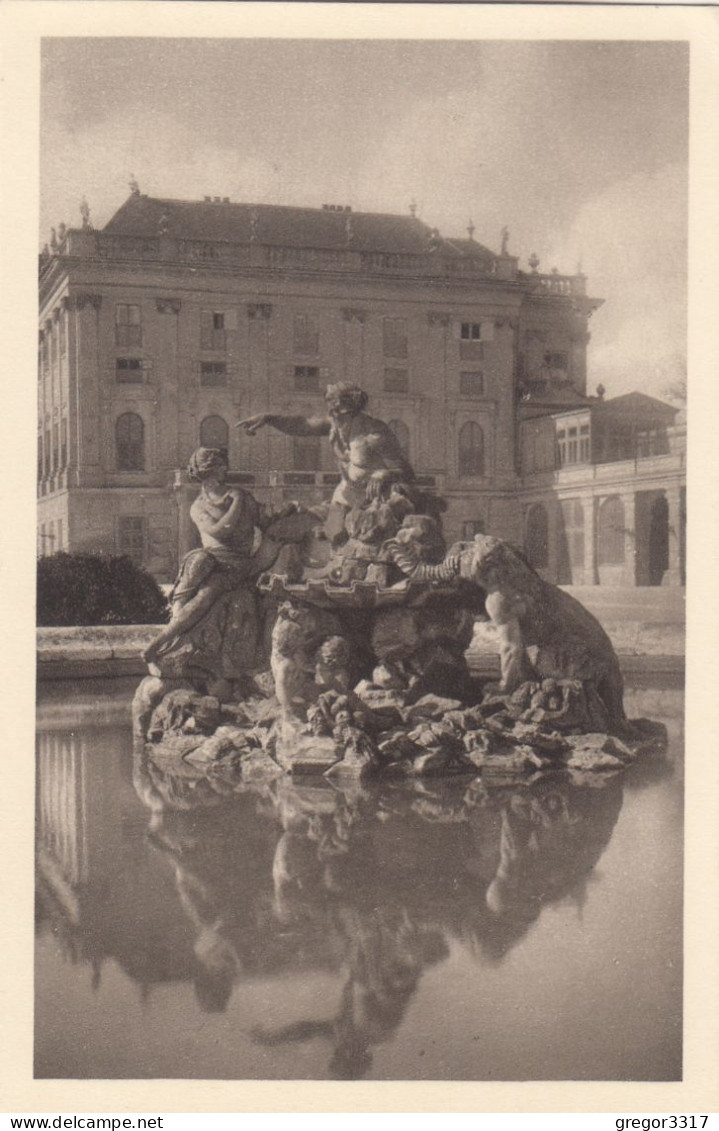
[236,413,331,437]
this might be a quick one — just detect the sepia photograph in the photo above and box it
[34,33,688,1084]
[2,1,717,1113]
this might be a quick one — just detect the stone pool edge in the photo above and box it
[37,620,685,680]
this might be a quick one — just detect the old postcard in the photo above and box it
[1,0,718,1116]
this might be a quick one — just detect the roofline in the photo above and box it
[113,193,432,224]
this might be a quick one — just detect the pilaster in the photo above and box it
[663,486,683,586]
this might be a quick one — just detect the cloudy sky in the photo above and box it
[40,38,688,399]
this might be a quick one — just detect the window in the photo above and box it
[636,428,670,458]
[567,426,578,464]
[294,365,320,393]
[458,421,485,477]
[116,358,144,383]
[462,520,485,539]
[200,361,227,387]
[544,351,568,371]
[459,322,484,361]
[199,415,229,453]
[115,303,142,347]
[557,422,589,466]
[387,419,410,459]
[525,504,549,569]
[383,317,408,359]
[556,428,566,467]
[384,368,409,394]
[292,435,321,471]
[293,314,319,357]
[116,413,144,471]
[52,423,59,474]
[597,496,625,565]
[118,516,146,565]
[459,371,484,397]
[44,428,51,479]
[201,310,227,351]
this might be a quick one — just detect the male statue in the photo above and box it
[237,382,415,542]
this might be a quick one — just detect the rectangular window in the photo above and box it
[579,424,590,463]
[461,520,485,538]
[460,322,482,341]
[52,423,59,474]
[383,317,408,359]
[201,310,227,351]
[293,314,319,357]
[567,426,578,464]
[200,361,227,387]
[384,368,409,393]
[459,371,484,397]
[556,428,566,468]
[293,365,320,393]
[116,358,145,383]
[118,516,146,566]
[115,303,142,347]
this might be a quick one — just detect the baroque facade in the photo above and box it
[38,191,684,586]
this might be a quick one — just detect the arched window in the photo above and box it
[525,503,549,569]
[292,435,321,472]
[387,419,410,459]
[458,421,484,477]
[116,412,144,471]
[200,415,229,455]
[597,496,625,565]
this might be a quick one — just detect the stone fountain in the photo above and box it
[133,387,666,784]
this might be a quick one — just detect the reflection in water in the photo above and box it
[36,716,645,1079]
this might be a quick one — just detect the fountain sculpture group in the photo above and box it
[133,383,665,781]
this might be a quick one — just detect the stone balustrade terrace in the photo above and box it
[521,271,587,296]
[37,228,595,289]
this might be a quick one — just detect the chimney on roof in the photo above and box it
[214,197,221,203]
[222,197,230,203]
[204,196,211,202]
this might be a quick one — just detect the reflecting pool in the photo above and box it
[35,674,683,1081]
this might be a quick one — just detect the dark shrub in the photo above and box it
[37,552,169,626]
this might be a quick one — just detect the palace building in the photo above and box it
[37,190,685,587]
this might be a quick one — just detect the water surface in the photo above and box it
[35,675,683,1080]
